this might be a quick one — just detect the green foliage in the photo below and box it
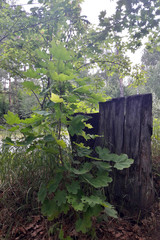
[50,93,64,103]
[22,81,40,92]
[142,45,160,99]
[59,226,72,240]
[96,146,134,170]
[152,118,160,157]
[38,183,47,204]
[68,115,90,136]
[4,111,21,125]
[140,45,160,119]
[35,138,132,234]
[0,80,9,121]
[66,181,80,194]
[129,65,147,88]
[1,109,133,235]
[83,171,112,188]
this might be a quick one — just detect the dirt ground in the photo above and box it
[0,157,160,240]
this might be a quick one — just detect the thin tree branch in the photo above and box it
[77,59,129,70]
[0,91,16,95]
[31,89,42,109]
[41,77,51,109]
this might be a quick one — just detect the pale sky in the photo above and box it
[81,0,117,24]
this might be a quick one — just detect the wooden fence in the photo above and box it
[73,94,154,213]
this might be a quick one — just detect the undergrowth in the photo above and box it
[1,114,160,239]
[1,115,160,239]
[0,126,133,239]
[0,148,56,239]
[152,118,160,157]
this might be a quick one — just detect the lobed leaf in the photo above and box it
[48,173,63,194]
[66,181,81,194]
[92,161,112,170]
[81,195,104,207]
[54,190,67,206]
[114,158,134,170]
[50,93,64,103]
[67,195,84,211]
[70,162,92,175]
[83,171,112,188]
[4,111,21,125]
[41,199,59,220]
[68,115,87,136]
[77,147,92,157]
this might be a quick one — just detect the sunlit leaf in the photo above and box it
[68,115,87,136]
[50,93,63,103]
[4,111,21,125]
[56,139,66,149]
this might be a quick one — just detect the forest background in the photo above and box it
[0,0,160,239]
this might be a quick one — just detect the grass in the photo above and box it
[0,144,57,239]
[152,118,160,157]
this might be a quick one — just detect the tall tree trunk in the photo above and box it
[119,76,124,97]
[115,46,124,97]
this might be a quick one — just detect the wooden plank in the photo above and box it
[98,94,154,213]
[98,97,125,154]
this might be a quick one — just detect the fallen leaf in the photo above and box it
[115,232,123,238]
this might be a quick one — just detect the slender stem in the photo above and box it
[41,77,51,109]
[58,102,63,165]
[31,90,42,109]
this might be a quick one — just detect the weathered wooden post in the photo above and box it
[98,94,154,213]
[70,94,154,214]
